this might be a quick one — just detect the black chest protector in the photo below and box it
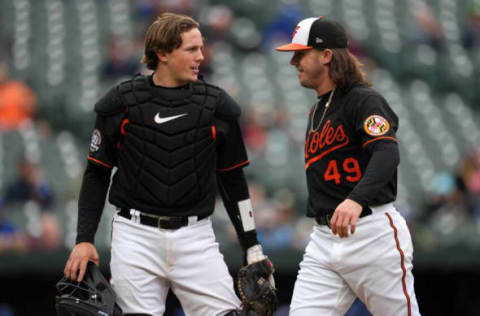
[109,75,220,216]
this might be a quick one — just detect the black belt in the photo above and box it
[118,208,208,230]
[315,207,372,227]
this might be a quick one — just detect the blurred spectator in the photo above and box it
[202,5,235,44]
[408,0,445,50]
[0,210,28,253]
[419,172,468,224]
[134,0,162,21]
[102,37,140,81]
[0,27,12,62]
[156,0,197,16]
[457,146,480,218]
[0,159,54,210]
[463,0,480,49]
[256,188,295,250]
[199,5,237,76]
[292,217,312,250]
[135,0,201,23]
[242,107,268,157]
[458,147,480,195]
[0,62,36,131]
[0,159,61,251]
[261,1,304,50]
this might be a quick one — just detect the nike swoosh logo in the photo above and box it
[154,113,187,124]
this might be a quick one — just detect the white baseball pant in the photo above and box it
[290,203,421,316]
[109,212,241,316]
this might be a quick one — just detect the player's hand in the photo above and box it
[330,199,362,238]
[246,244,275,287]
[64,242,99,282]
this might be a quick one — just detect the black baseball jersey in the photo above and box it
[87,75,249,217]
[305,83,398,217]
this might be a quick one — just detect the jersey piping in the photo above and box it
[217,160,249,172]
[362,136,398,148]
[87,156,112,169]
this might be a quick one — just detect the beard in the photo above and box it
[299,72,321,89]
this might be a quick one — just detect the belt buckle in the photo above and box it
[156,216,171,229]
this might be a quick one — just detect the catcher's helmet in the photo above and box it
[55,261,122,316]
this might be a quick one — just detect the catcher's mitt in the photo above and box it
[237,258,277,316]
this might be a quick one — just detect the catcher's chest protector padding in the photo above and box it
[116,76,219,207]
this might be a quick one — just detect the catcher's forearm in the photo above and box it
[217,168,259,250]
[76,162,111,244]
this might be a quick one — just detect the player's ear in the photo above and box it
[156,50,168,63]
[318,49,333,65]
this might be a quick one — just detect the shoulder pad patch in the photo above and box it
[117,76,152,106]
[364,115,390,136]
[216,89,241,119]
[192,80,207,95]
[191,80,222,112]
[94,86,126,116]
[194,80,223,97]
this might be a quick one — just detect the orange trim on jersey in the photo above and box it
[211,126,216,141]
[362,136,397,148]
[87,156,112,169]
[305,142,349,169]
[120,119,129,136]
[385,212,412,316]
[217,160,249,172]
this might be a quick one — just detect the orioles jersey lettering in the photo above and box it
[305,120,349,164]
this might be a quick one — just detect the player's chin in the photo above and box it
[299,80,312,88]
[187,72,199,82]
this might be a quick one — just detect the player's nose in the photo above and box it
[290,54,299,66]
[196,51,204,62]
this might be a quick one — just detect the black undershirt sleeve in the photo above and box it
[347,141,399,206]
[217,168,259,251]
[75,162,112,244]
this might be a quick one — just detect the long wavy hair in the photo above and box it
[328,48,371,90]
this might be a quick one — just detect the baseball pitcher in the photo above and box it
[275,16,421,315]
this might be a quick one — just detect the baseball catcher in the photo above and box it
[63,12,277,316]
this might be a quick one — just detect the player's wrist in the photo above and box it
[346,196,365,208]
[75,234,95,245]
[345,198,362,208]
[246,244,267,265]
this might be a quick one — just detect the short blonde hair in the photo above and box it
[141,13,200,70]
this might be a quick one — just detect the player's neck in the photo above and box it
[315,79,335,97]
[152,68,184,88]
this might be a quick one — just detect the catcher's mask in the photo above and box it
[55,261,122,316]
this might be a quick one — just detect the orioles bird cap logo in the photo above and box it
[292,26,300,39]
